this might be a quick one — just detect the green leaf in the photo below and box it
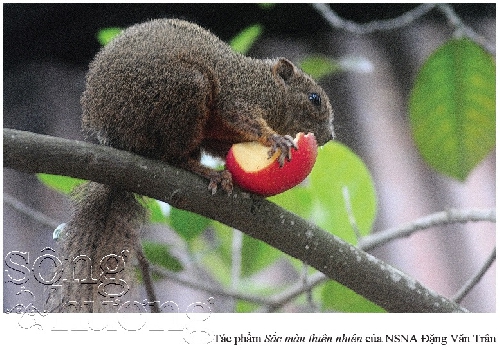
[298,56,340,80]
[241,234,281,278]
[409,38,495,181]
[142,241,183,272]
[310,141,377,244]
[273,141,377,242]
[204,223,281,280]
[236,300,259,312]
[321,280,385,312]
[97,27,123,46]
[37,173,85,194]
[170,207,211,242]
[269,184,314,225]
[230,24,263,55]
[196,222,233,286]
[196,222,281,285]
[143,198,168,224]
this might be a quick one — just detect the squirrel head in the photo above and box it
[269,58,334,146]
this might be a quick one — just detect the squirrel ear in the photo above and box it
[272,58,295,83]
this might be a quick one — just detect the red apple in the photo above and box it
[225,132,318,196]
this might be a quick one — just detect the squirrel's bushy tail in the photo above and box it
[47,182,146,313]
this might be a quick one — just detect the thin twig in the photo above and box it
[264,271,327,312]
[312,3,435,34]
[301,263,316,311]
[151,265,274,306]
[313,3,495,55]
[437,3,496,55]
[136,248,161,313]
[360,208,496,251]
[3,192,61,229]
[452,247,496,304]
[231,229,243,311]
[342,186,362,241]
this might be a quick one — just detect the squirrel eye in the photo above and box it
[308,92,321,107]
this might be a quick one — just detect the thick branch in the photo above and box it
[3,128,468,312]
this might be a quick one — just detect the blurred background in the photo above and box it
[3,3,495,312]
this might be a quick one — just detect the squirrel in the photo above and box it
[50,18,334,312]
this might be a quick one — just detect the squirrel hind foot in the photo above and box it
[208,169,233,195]
[181,159,233,195]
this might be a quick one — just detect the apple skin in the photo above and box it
[225,132,318,196]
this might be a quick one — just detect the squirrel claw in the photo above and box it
[268,134,298,167]
[208,170,233,195]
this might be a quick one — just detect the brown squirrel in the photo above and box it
[51,19,334,312]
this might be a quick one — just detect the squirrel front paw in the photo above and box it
[208,169,233,195]
[268,134,298,167]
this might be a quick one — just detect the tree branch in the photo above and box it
[436,3,496,55]
[152,265,274,307]
[312,3,435,34]
[263,271,328,312]
[452,247,496,303]
[360,208,496,251]
[313,3,495,55]
[3,192,61,228]
[136,248,161,313]
[3,128,468,312]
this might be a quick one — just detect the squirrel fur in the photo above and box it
[54,19,334,312]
